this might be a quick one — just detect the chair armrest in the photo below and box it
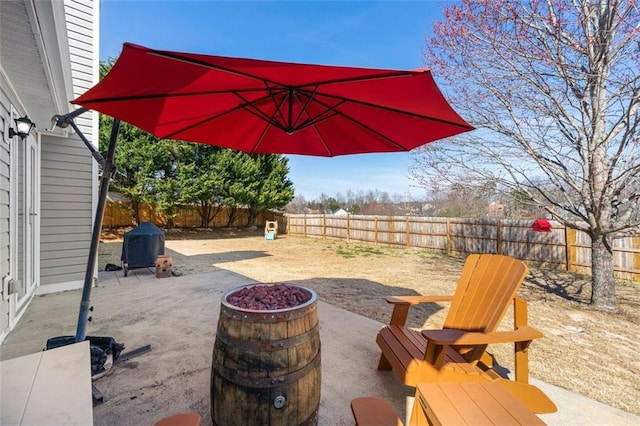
[421,326,543,346]
[386,295,454,305]
[384,295,454,327]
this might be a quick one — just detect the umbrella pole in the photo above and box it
[73,118,120,342]
[52,109,122,342]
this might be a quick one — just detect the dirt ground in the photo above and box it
[100,227,640,416]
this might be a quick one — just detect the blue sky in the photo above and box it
[100,0,448,201]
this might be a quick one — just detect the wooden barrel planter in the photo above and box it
[211,283,321,426]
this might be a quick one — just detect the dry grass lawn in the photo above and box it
[100,227,640,416]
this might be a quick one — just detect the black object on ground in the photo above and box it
[121,222,165,277]
[46,336,152,404]
[46,335,125,377]
[114,344,152,365]
[105,263,123,271]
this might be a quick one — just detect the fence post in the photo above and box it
[346,215,350,241]
[634,237,640,281]
[322,215,326,239]
[304,215,307,237]
[446,218,452,255]
[565,226,577,272]
[406,216,411,247]
[497,220,503,255]
[374,217,379,244]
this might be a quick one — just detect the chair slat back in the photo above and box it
[444,254,528,333]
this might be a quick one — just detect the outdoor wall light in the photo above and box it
[9,115,35,140]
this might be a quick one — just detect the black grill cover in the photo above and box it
[121,222,165,268]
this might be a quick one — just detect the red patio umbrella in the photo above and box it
[64,43,474,343]
[73,43,473,156]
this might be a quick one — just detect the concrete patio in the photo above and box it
[1,267,638,425]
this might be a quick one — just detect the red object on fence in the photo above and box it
[531,219,552,233]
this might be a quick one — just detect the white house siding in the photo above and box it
[0,74,36,339]
[38,0,99,292]
[39,135,93,288]
[0,87,11,339]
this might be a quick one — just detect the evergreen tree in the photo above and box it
[246,155,295,226]
[177,144,225,227]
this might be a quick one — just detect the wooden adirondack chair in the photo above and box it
[376,253,557,414]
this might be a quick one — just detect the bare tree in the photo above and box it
[284,195,308,214]
[411,0,639,311]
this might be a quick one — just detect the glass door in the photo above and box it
[15,133,38,311]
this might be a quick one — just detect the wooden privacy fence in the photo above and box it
[286,214,640,282]
[104,201,284,229]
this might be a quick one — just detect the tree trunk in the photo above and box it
[590,234,617,312]
[246,208,258,227]
[226,207,238,228]
[199,202,210,228]
[165,207,175,230]
[131,200,141,225]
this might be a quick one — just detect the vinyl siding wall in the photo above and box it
[39,0,98,289]
[0,83,11,336]
[39,136,93,285]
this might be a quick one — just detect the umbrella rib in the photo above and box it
[299,89,474,130]
[309,123,334,156]
[148,47,423,90]
[290,85,322,130]
[159,97,285,139]
[294,111,340,132]
[288,70,420,90]
[265,83,291,132]
[250,120,273,154]
[73,88,274,104]
[308,96,414,151]
[148,49,289,87]
[161,101,288,140]
[287,88,294,133]
[234,89,290,133]
[99,89,286,138]
[161,89,306,141]
[293,104,343,132]
[287,85,471,136]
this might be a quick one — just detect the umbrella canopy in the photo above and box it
[73,43,473,156]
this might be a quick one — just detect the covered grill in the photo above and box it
[121,222,165,276]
